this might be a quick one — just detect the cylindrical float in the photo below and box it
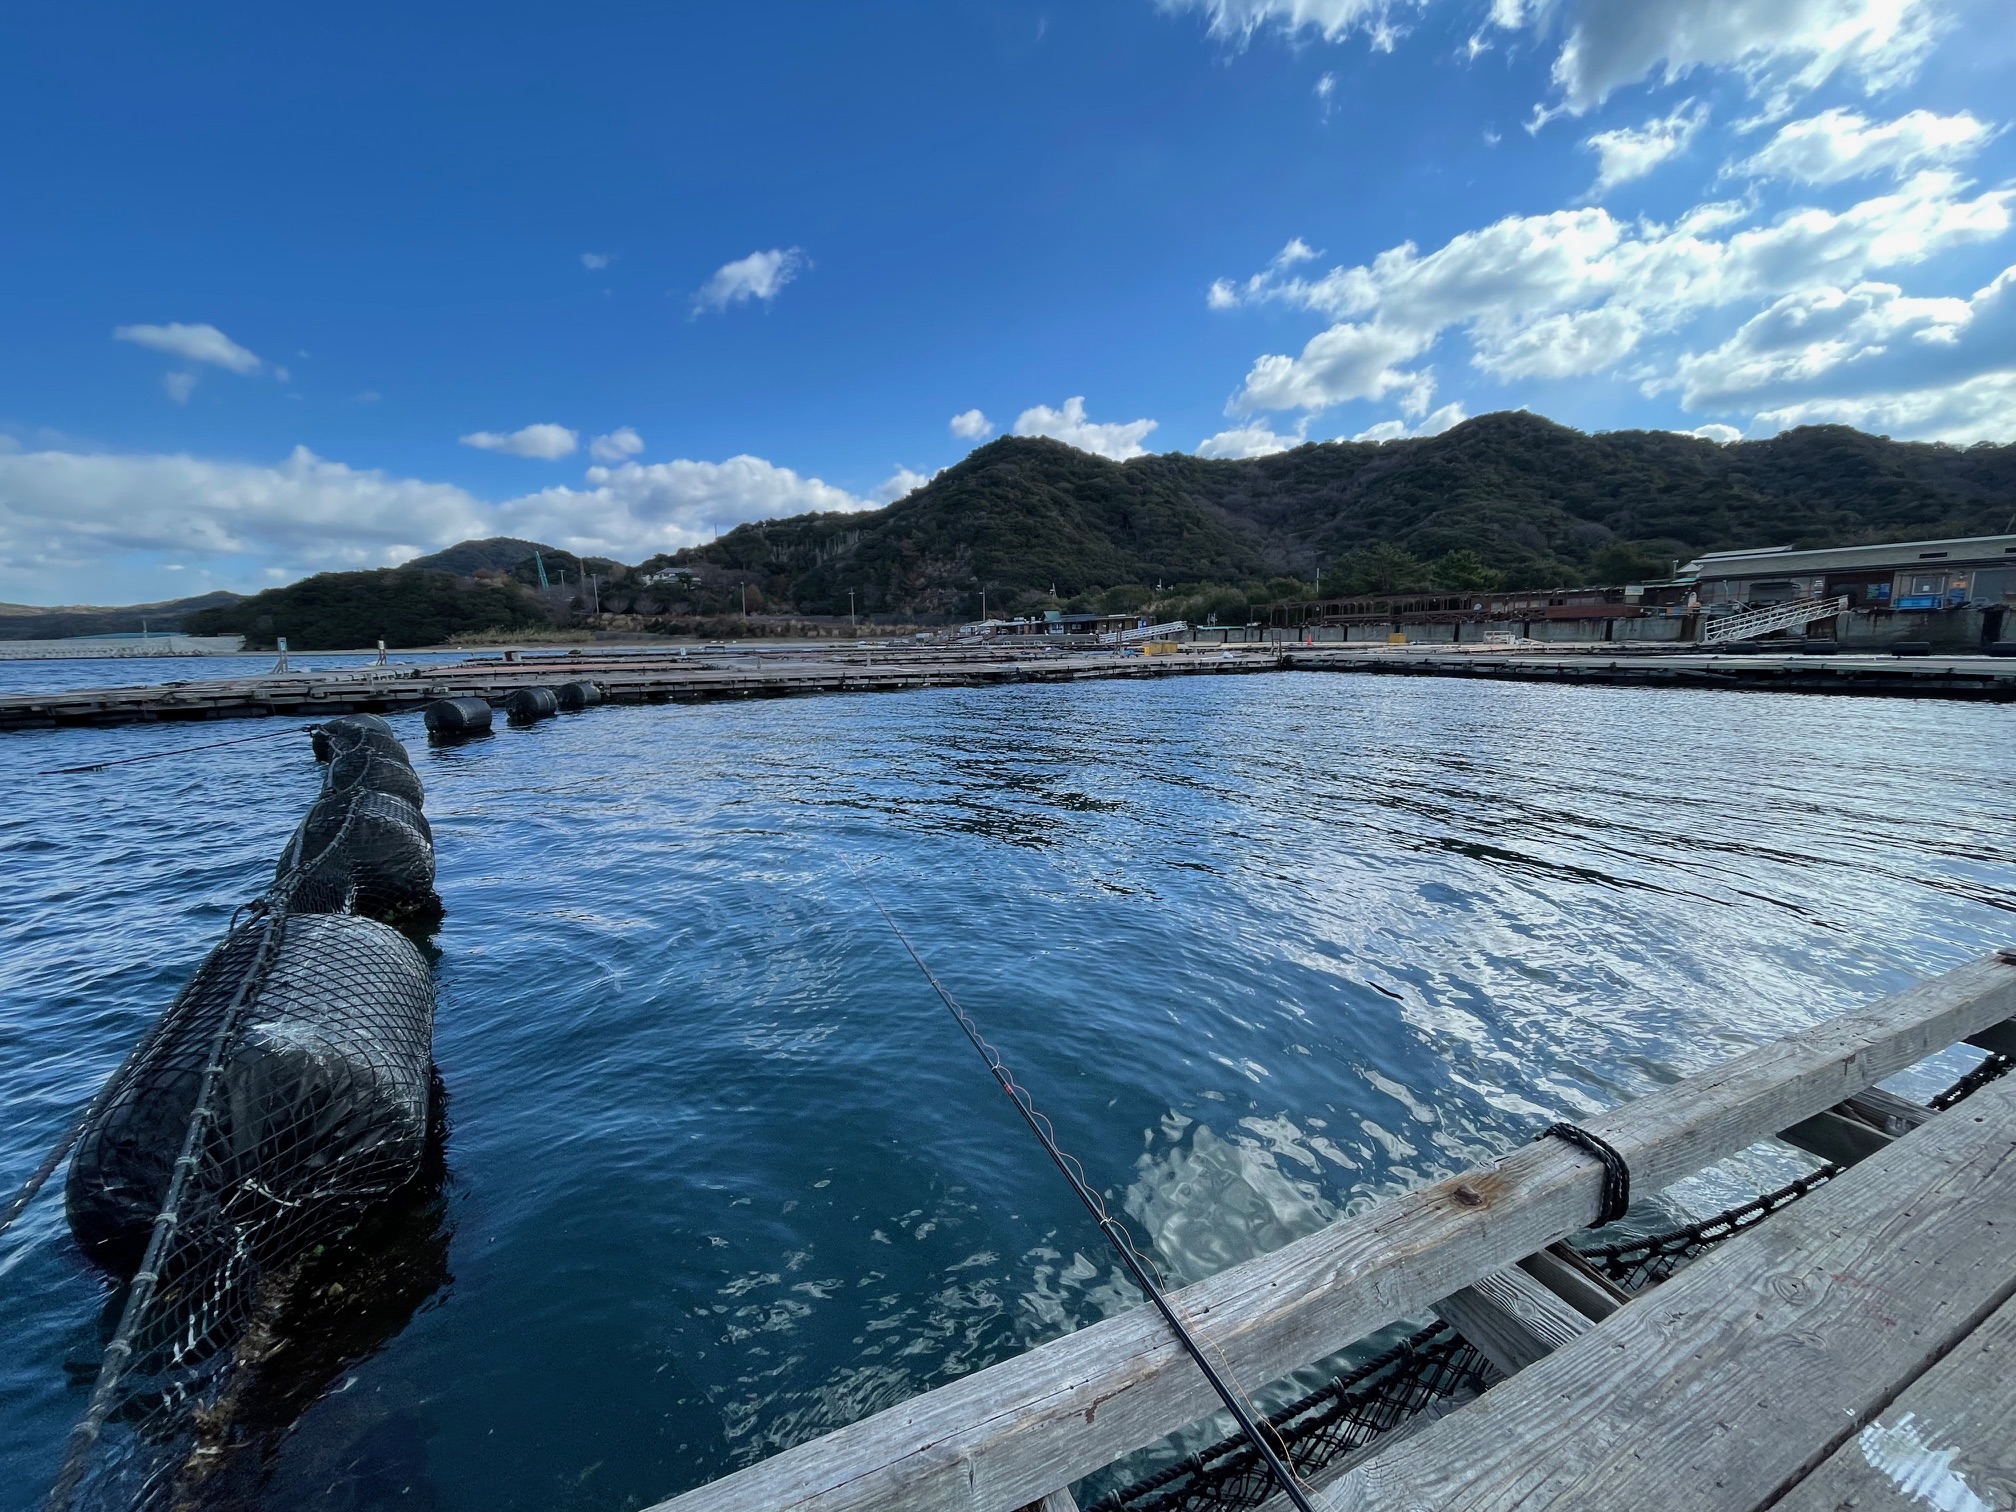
[505,686,559,723]
[555,680,603,711]
[326,744,426,811]
[65,912,436,1276]
[424,696,494,737]
[311,714,400,764]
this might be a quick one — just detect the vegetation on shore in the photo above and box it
[141,411,2016,646]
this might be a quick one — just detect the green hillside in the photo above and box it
[404,536,558,575]
[184,569,551,649]
[0,591,244,641]
[644,413,2014,619]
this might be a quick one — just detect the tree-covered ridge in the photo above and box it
[658,413,2016,619]
[185,569,550,649]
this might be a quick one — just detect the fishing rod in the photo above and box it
[855,876,1325,1512]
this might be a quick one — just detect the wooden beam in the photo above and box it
[643,957,2016,1512]
[1771,1291,2016,1512]
[1777,1107,1893,1166]
[1323,1070,2016,1512]
[1433,1266,1592,1375]
[1837,1085,1931,1137]
[1517,1243,1627,1321]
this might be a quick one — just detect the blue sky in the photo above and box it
[3,0,2013,603]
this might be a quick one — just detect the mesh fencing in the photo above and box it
[1090,1051,2010,1512]
[2,715,445,1512]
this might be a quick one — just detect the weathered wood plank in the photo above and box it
[644,957,2016,1512]
[1433,1266,1591,1375]
[1839,1085,1932,1136]
[1773,1291,2016,1512]
[1326,1070,2016,1512]
[1778,1106,1893,1166]
[1517,1243,1627,1320]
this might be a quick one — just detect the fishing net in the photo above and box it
[0,720,449,1512]
[1090,1052,2010,1512]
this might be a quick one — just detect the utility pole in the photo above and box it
[741,582,748,615]
[848,588,856,635]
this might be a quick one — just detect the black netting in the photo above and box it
[23,720,448,1512]
[1092,1049,2012,1512]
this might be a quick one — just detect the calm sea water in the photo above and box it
[1,662,2011,1509]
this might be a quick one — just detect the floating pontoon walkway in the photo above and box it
[643,953,2016,1512]
[1,641,2012,732]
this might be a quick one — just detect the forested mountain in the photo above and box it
[184,569,549,649]
[0,591,243,641]
[93,412,2016,648]
[650,413,2014,620]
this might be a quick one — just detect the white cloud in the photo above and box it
[1013,396,1160,460]
[524,457,871,558]
[1665,266,2016,413]
[0,445,875,600]
[1754,371,2016,443]
[1196,419,1305,457]
[693,247,808,315]
[581,252,611,270]
[1735,107,1995,184]
[0,446,488,589]
[162,372,198,405]
[1352,400,1467,441]
[1215,171,2013,415]
[1158,0,1415,47]
[114,322,262,375]
[874,466,934,502]
[1167,0,1939,118]
[1683,423,1744,442]
[1315,72,1337,118]
[1582,99,1707,198]
[1529,0,1940,115]
[459,423,580,460]
[588,427,645,463]
[950,408,994,439]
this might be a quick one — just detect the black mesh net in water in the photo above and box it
[1090,1051,2010,1512]
[4,716,450,1512]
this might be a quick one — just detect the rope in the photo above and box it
[34,725,314,777]
[853,874,1326,1512]
[1534,1122,1631,1226]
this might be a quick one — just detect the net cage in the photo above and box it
[0,716,448,1512]
[1089,1051,2013,1512]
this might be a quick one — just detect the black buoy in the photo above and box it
[312,713,400,764]
[555,680,603,712]
[505,686,559,724]
[425,696,495,737]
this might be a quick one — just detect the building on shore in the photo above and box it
[1253,534,2016,650]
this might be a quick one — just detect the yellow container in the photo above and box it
[1387,632,1408,645]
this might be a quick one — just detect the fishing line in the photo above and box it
[36,725,316,776]
[853,873,1326,1512]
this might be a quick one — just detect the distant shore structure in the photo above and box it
[0,631,247,660]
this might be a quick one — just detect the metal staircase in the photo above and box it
[1699,595,1847,645]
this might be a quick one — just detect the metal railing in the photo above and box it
[1699,596,1847,645]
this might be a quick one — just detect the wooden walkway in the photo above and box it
[2,641,2012,731]
[643,955,2016,1512]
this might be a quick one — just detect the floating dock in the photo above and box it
[1,642,2011,732]
[642,953,2016,1512]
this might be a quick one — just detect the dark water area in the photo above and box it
[2,668,2011,1510]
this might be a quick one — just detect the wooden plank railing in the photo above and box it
[645,955,2016,1512]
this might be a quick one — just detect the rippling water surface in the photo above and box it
[2,663,2010,1509]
